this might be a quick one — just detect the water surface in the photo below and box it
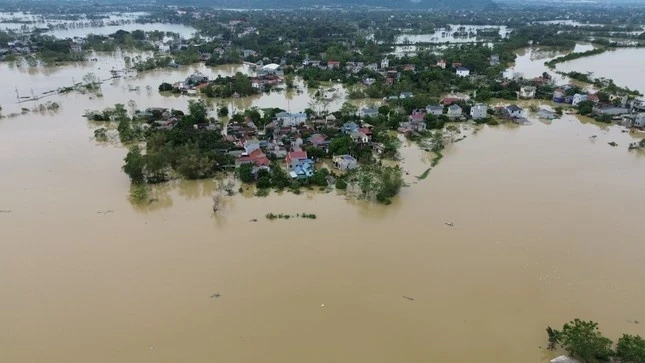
[1,46,645,363]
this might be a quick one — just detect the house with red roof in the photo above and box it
[237,148,270,168]
[327,60,341,69]
[403,64,416,72]
[442,96,460,105]
[285,150,308,166]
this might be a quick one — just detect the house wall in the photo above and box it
[635,114,645,127]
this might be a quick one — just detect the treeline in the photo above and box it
[545,48,607,68]
[546,319,645,363]
[87,101,234,189]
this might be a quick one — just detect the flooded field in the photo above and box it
[504,43,595,82]
[0,11,196,38]
[555,47,645,94]
[0,52,354,117]
[396,25,510,44]
[1,40,645,363]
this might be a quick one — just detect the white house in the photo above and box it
[519,86,536,99]
[470,104,488,120]
[456,67,470,77]
[380,58,389,69]
[276,112,307,126]
[635,113,645,128]
[572,93,589,106]
[447,104,463,119]
[426,105,444,116]
[505,104,524,118]
[333,155,358,170]
[350,130,370,144]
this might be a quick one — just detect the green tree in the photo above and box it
[616,334,645,363]
[176,152,213,179]
[270,164,291,189]
[188,99,209,123]
[335,178,348,190]
[159,82,173,92]
[328,136,353,155]
[425,113,445,130]
[123,146,145,184]
[559,319,613,362]
[218,105,229,117]
[376,166,403,203]
[238,163,254,183]
[257,175,272,189]
[94,128,108,141]
[305,146,326,160]
[378,105,390,116]
[339,101,358,117]
[577,100,594,116]
[546,326,561,350]
[311,168,329,187]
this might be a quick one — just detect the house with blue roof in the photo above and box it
[289,159,315,179]
[342,121,360,134]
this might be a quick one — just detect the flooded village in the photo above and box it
[2,3,645,363]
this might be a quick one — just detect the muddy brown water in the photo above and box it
[1,49,645,363]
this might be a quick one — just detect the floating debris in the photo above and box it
[96,210,114,214]
[249,219,258,222]
[0,209,12,213]
[402,296,414,301]
[210,293,221,299]
[445,222,454,227]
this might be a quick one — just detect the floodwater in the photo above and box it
[0,51,352,117]
[555,47,645,95]
[396,25,510,45]
[45,23,197,39]
[0,11,196,38]
[2,49,645,363]
[504,43,595,82]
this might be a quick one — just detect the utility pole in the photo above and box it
[15,87,20,102]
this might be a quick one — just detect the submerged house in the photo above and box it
[286,150,314,179]
[538,108,557,120]
[470,104,488,120]
[333,155,358,170]
[553,88,566,103]
[426,105,444,116]
[447,104,463,119]
[519,86,536,99]
[572,93,588,106]
[276,112,307,126]
[504,104,524,118]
